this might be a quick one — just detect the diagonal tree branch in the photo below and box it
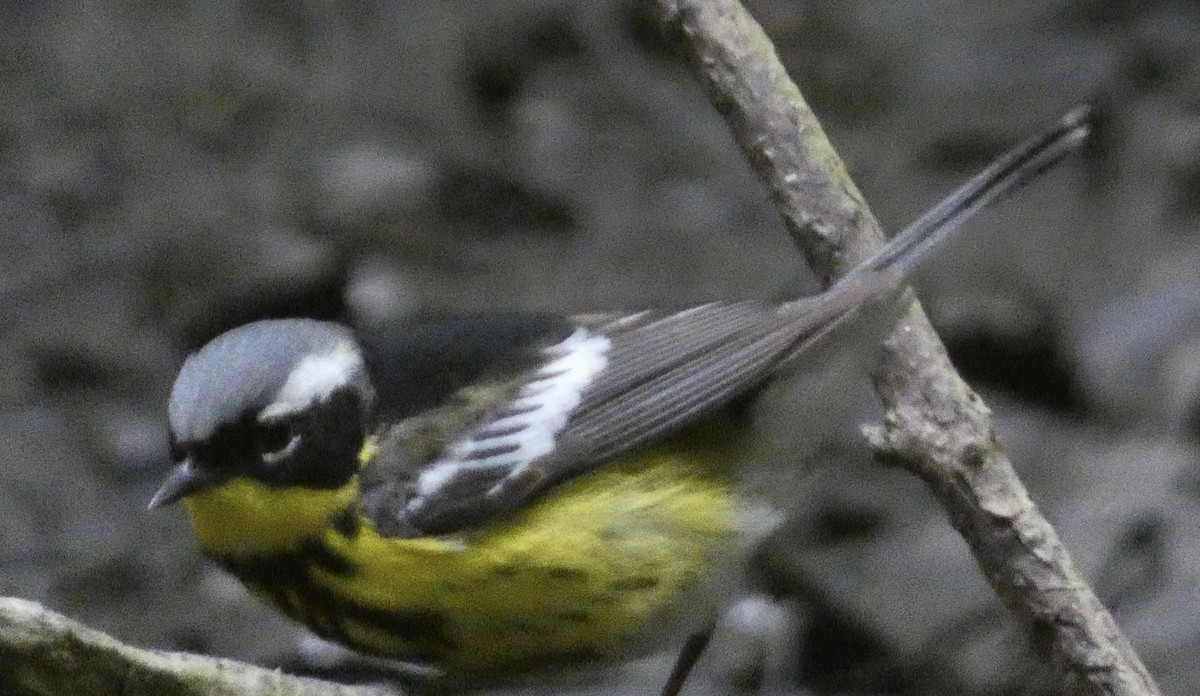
[650,1,1162,694]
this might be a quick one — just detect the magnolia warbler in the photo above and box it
[150,108,1090,694]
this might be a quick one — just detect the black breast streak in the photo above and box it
[213,536,456,659]
[545,566,588,581]
[609,576,659,592]
[297,537,355,575]
[330,506,361,539]
[493,563,519,578]
[556,609,590,624]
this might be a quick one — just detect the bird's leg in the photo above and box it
[660,621,716,696]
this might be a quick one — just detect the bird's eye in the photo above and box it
[256,420,300,464]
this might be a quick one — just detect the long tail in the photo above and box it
[840,104,1092,287]
[774,106,1092,370]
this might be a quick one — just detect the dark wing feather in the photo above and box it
[358,312,575,421]
[398,292,880,535]
[356,312,576,536]
[573,303,780,405]
[387,107,1095,535]
[564,319,796,456]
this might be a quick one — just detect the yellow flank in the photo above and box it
[183,444,740,674]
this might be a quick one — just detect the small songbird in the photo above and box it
[151,108,1090,695]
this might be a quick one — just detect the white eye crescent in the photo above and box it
[257,421,301,464]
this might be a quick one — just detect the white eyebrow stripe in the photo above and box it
[414,327,611,499]
[259,340,364,420]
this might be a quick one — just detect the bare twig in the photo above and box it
[650,1,1163,694]
[0,598,399,696]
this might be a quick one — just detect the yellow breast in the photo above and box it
[184,448,739,674]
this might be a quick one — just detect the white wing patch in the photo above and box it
[414,327,611,500]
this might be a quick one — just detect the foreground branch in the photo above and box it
[651,1,1162,694]
[0,598,397,696]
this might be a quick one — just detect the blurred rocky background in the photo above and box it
[1,1,1198,694]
